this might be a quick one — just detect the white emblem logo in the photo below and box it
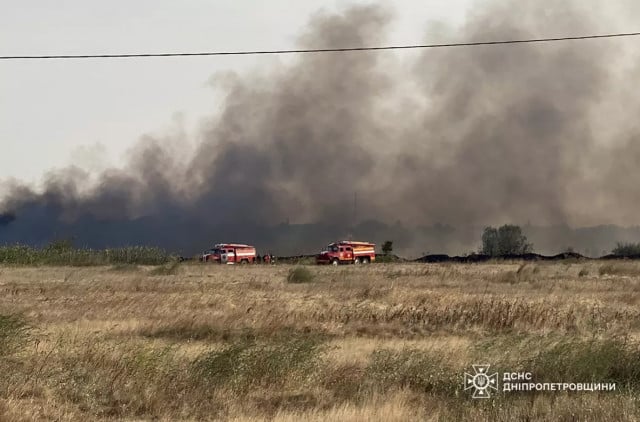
[464,364,499,398]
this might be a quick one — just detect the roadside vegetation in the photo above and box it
[0,240,173,266]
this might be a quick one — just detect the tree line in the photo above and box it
[381,224,640,258]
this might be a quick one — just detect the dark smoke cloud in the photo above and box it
[394,0,606,226]
[2,1,640,256]
[0,212,15,227]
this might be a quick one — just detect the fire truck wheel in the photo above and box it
[362,257,370,264]
[354,257,361,264]
[332,259,339,266]
[240,259,248,265]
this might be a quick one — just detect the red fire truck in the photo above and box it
[316,240,376,265]
[201,243,257,264]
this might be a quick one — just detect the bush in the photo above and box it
[612,242,640,257]
[376,254,401,263]
[287,266,314,283]
[482,225,533,256]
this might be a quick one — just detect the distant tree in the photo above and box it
[381,241,393,255]
[612,242,640,257]
[481,228,500,257]
[481,225,533,257]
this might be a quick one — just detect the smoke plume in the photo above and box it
[2,0,640,255]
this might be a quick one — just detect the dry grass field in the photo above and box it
[2,261,640,421]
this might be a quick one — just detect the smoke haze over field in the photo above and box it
[2,0,640,255]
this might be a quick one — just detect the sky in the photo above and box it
[3,0,640,255]
[0,0,472,189]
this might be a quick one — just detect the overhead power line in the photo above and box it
[1,31,639,61]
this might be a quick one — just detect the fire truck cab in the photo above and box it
[201,243,257,264]
[316,241,376,265]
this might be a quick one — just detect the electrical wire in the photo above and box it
[1,31,639,60]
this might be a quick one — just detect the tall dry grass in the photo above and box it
[1,261,640,420]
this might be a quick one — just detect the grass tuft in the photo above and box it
[192,334,325,393]
[0,314,30,357]
[287,266,315,283]
[149,259,182,276]
[365,348,458,395]
[526,337,640,391]
[109,263,140,272]
[599,263,640,277]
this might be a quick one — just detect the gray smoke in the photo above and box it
[2,1,640,256]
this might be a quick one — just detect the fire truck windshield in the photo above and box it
[328,246,339,252]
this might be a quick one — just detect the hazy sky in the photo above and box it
[0,0,472,189]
